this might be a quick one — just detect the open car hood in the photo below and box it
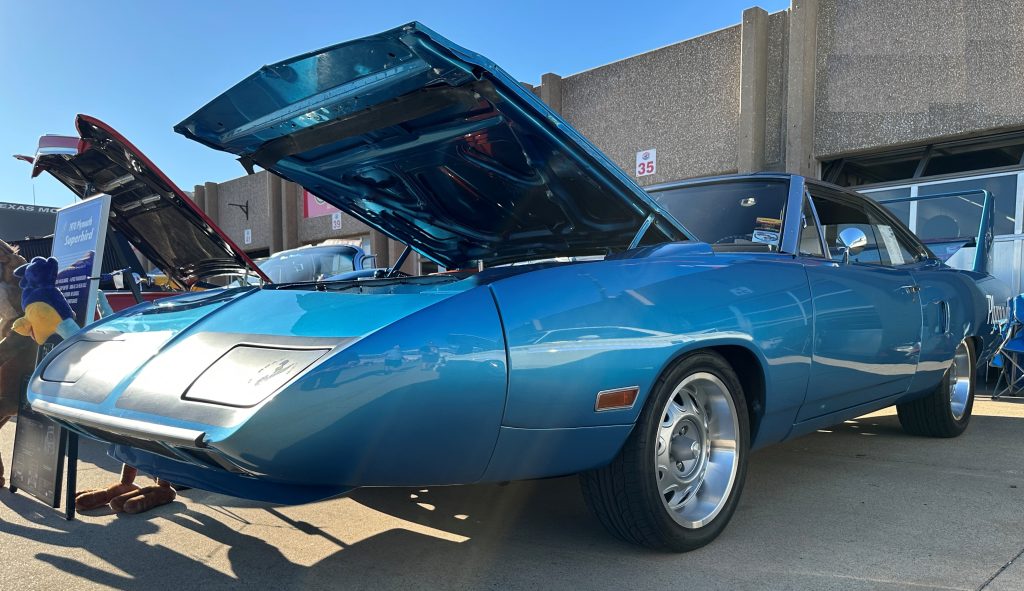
[174,22,686,268]
[22,115,268,286]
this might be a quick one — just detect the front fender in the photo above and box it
[488,254,812,447]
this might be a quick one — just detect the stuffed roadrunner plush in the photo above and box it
[0,256,175,512]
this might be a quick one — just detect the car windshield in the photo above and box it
[650,180,789,251]
[259,246,356,283]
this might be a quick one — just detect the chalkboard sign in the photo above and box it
[10,404,67,508]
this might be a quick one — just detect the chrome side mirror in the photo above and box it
[836,227,868,264]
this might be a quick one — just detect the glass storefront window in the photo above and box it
[861,175,1018,239]
[917,175,1017,238]
[854,171,1021,294]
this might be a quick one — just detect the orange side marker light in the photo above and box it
[595,386,640,412]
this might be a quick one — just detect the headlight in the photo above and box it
[183,346,328,407]
[43,340,122,383]
[42,330,169,385]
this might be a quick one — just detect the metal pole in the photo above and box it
[64,432,78,521]
[386,245,413,278]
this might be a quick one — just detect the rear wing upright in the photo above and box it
[876,189,994,275]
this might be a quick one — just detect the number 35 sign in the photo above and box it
[635,149,657,177]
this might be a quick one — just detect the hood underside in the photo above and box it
[24,116,267,285]
[175,22,686,268]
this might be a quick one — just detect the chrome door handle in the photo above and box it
[899,285,921,295]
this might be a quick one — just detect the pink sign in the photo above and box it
[303,190,340,218]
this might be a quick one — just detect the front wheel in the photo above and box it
[897,339,974,438]
[580,351,750,551]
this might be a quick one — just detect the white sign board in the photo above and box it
[50,194,111,328]
[331,212,343,230]
[243,228,252,245]
[636,149,657,177]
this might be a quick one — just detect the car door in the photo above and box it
[797,184,923,421]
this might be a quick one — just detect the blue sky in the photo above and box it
[0,0,789,207]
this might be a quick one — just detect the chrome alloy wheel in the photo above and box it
[949,340,973,421]
[655,372,740,529]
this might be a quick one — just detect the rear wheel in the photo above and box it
[897,339,974,438]
[580,351,750,551]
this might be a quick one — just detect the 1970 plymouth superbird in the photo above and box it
[27,23,1006,551]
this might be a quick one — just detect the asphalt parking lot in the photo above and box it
[1,396,1022,591]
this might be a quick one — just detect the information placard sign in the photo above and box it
[10,406,67,507]
[10,194,110,511]
[49,195,111,328]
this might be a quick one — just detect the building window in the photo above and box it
[860,172,1023,294]
[862,174,1018,239]
[917,176,1018,238]
[823,131,1024,188]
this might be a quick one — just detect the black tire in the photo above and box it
[897,339,974,438]
[580,351,750,552]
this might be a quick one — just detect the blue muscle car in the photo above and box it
[27,23,1006,551]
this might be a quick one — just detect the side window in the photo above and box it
[799,193,825,258]
[809,187,917,266]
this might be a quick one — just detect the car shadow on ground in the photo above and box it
[0,478,619,590]
[2,407,1023,589]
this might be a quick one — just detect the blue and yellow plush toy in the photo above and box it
[0,256,79,487]
[11,257,79,344]
[0,256,177,511]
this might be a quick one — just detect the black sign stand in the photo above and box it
[64,431,78,520]
[7,228,141,521]
[9,345,79,520]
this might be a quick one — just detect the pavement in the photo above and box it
[1,397,1023,591]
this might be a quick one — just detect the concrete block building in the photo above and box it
[190,0,1024,288]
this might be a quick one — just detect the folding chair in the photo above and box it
[993,294,1024,399]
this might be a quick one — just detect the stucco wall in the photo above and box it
[814,0,1024,158]
[560,24,743,185]
[215,171,272,252]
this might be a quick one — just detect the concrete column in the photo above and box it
[784,0,820,177]
[192,185,206,212]
[281,179,300,251]
[268,174,284,254]
[540,73,563,114]
[388,238,404,269]
[737,6,770,173]
[203,181,220,226]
